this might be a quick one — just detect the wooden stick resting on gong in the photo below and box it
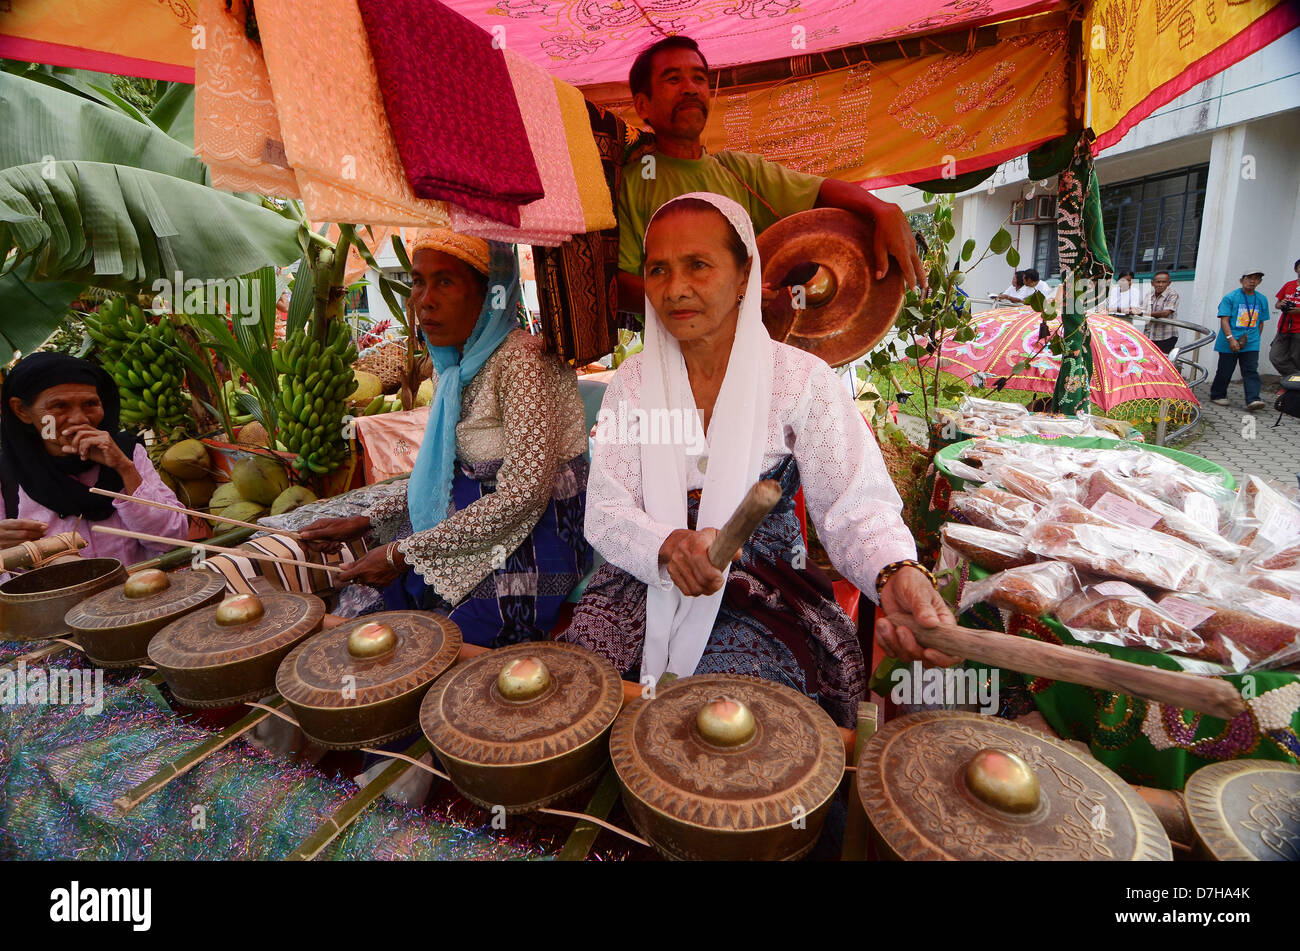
[707,480,782,570]
[89,486,305,542]
[888,612,1247,721]
[91,525,342,574]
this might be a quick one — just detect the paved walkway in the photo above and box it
[1171,376,1299,487]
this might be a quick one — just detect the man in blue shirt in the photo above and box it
[1210,268,1270,410]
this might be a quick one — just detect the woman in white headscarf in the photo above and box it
[560,193,956,726]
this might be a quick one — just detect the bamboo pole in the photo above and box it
[113,697,285,814]
[285,736,430,862]
[89,487,304,541]
[556,767,624,861]
[0,641,72,675]
[93,526,341,574]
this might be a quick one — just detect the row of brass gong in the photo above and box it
[2,557,1295,861]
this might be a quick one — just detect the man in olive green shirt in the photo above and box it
[616,36,924,313]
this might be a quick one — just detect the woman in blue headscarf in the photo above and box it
[299,229,592,646]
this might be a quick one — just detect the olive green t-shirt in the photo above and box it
[617,149,824,275]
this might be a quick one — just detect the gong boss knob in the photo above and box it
[697,696,757,747]
[965,748,1041,814]
[497,656,550,701]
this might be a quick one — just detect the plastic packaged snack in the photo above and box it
[1001,465,1076,506]
[957,561,1080,616]
[1256,541,1300,572]
[1246,570,1300,599]
[1056,581,1205,656]
[1081,470,1245,562]
[1228,476,1300,551]
[1156,591,1300,670]
[948,487,1040,532]
[939,523,1037,573]
[1024,519,1221,594]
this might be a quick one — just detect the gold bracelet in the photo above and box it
[875,559,938,598]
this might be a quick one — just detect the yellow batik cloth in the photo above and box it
[553,78,616,233]
[194,0,300,198]
[254,0,449,226]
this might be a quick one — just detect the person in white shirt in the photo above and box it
[993,271,1025,304]
[560,192,956,726]
[1108,270,1142,313]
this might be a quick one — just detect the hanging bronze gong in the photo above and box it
[757,208,905,367]
[64,568,225,668]
[275,611,461,750]
[610,674,845,861]
[856,711,1172,861]
[1183,760,1300,861]
[148,591,325,708]
[420,642,623,813]
[0,558,126,642]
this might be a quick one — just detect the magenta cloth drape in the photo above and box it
[356,0,543,226]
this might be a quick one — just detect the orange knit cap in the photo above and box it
[408,228,491,276]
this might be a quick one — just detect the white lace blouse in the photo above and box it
[585,339,917,603]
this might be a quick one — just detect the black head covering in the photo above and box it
[0,352,141,520]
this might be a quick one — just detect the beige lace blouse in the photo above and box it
[368,330,589,604]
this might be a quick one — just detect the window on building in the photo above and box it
[1100,164,1208,275]
[1032,223,1059,279]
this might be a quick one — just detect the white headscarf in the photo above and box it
[639,192,774,679]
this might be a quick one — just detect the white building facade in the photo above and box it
[880,28,1300,378]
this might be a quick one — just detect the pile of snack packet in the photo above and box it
[935,397,1144,441]
[939,437,1300,674]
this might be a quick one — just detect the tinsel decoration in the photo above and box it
[0,657,550,861]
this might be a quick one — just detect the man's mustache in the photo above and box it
[675,98,707,116]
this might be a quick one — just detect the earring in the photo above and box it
[737,294,744,304]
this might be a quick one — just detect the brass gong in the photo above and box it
[275,610,461,750]
[856,711,1172,861]
[0,558,126,642]
[149,590,325,708]
[420,641,623,813]
[1184,760,1300,861]
[757,208,906,367]
[611,674,846,861]
[64,568,225,668]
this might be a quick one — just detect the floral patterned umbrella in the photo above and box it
[923,306,1197,412]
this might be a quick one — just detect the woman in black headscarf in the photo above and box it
[0,352,187,559]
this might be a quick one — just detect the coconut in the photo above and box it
[348,370,383,407]
[414,378,434,408]
[158,469,180,497]
[221,501,268,525]
[160,439,211,480]
[231,457,289,506]
[271,486,318,516]
[235,421,269,447]
[207,482,244,515]
[179,477,216,509]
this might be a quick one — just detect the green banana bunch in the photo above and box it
[273,316,357,475]
[83,298,190,439]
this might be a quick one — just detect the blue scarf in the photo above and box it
[407,242,521,532]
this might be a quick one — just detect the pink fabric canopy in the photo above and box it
[449,0,1062,84]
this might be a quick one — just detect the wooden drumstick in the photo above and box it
[707,480,782,571]
[887,612,1247,721]
[91,525,342,574]
[89,487,305,541]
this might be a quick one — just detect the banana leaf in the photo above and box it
[0,258,84,364]
[149,83,196,149]
[0,161,303,289]
[0,71,207,183]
